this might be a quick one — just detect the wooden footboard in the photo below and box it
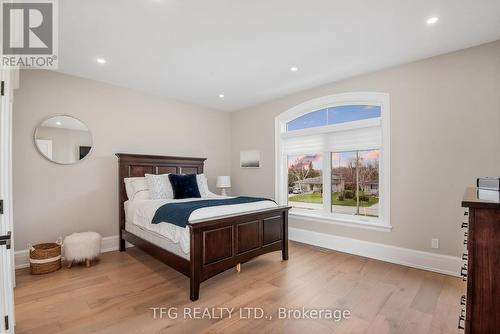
[189,206,290,301]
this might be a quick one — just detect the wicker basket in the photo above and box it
[29,242,62,275]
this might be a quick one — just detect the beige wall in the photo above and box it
[230,41,500,257]
[13,41,500,257]
[13,70,231,250]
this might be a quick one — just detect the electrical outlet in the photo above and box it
[431,238,439,249]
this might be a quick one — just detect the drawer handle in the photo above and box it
[458,309,465,330]
[463,211,469,216]
[464,232,468,238]
[462,253,468,261]
[460,295,466,306]
[461,222,468,229]
[463,238,468,245]
[461,265,467,281]
[458,316,465,330]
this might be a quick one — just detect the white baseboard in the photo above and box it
[16,230,461,277]
[101,235,121,253]
[14,251,30,269]
[15,236,132,270]
[289,227,461,277]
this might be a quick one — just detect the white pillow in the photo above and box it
[196,174,210,197]
[124,177,150,200]
[145,173,174,199]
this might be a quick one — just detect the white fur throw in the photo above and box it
[64,232,102,262]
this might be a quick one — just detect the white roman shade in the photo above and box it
[281,125,381,154]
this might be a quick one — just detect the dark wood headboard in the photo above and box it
[116,153,206,232]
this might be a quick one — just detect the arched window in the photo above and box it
[275,92,391,230]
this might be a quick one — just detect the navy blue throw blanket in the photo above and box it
[151,196,276,228]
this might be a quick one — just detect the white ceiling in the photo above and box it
[58,0,500,112]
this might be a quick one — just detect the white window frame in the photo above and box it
[275,92,391,231]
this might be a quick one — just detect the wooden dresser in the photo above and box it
[460,187,500,333]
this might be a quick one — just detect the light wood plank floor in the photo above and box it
[15,241,464,334]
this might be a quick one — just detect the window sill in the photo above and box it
[289,210,392,232]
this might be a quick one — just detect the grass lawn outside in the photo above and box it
[289,191,379,207]
[288,192,323,204]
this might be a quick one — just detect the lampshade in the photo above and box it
[216,176,231,188]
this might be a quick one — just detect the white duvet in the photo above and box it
[125,194,277,254]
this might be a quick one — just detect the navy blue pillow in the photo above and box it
[168,174,201,199]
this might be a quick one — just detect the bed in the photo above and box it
[116,153,291,301]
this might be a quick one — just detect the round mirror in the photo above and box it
[34,115,93,165]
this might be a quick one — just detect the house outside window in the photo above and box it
[275,93,391,230]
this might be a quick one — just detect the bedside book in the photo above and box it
[477,188,500,202]
[477,177,500,191]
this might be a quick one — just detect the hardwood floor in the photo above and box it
[14,241,463,334]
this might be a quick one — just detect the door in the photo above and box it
[0,69,15,333]
[35,139,52,159]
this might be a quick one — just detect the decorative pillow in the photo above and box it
[168,174,201,199]
[145,174,174,200]
[124,177,150,200]
[196,174,210,197]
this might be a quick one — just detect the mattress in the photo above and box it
[124,195,277,255]
[125,222,189,260]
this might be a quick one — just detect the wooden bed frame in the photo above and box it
[116,153,290,301]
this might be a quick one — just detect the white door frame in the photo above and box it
[0,69,17,333]
[35,139,53,159]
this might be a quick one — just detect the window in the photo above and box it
[287,109,327,131]
[288,154,323,211]
[331,150,379,218]
[275,93,390,230]
[287,104,381,131]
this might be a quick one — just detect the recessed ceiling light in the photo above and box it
[426,17,439,25]
[290,66,298,72]
[219,94,225,98]
[96,58,106,64]
[55,121,62,126]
